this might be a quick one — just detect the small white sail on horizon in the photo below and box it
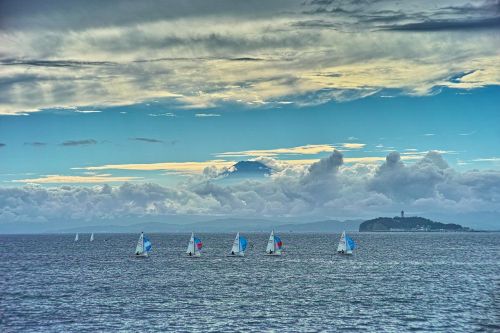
[135,232,152,257]
[337,231,356,255]
[265,230,283,256]
[228,232,247,257]
[90,233,94,242]
[74,233,79,242]
[186,232,202,257]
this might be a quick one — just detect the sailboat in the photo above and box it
[74,233,79,242]
[228,232,247,257]
[337,231,356,255]
[135,232,152,257]
[90,233,94,242]
[186,232,203,257]
[265,230,283,256]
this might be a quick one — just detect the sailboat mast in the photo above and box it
[141,233,144,253]
[237,233,241,253]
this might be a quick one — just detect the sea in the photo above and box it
[0,232,498,332]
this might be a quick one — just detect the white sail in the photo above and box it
[186,233,195,254]
[135,232,145,255]
[90,233,94,242]
[266,230,275,253]
[337,231,352,254]
[230,232,241,255]
[186,232,201,256]
[337,231,346,253]
[74,233,79,242]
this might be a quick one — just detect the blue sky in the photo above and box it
[0,0,499,229]
[1,86,499,185]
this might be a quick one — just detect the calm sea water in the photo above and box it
[0,232,498,332]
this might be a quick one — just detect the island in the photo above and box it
[359,216,471,232]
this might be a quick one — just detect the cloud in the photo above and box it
[24,142,46,146]
[472,157,500,162]
[148,112,175,117]
[2,150,499,224]
[216,144,335,157]
[0,143,5,148]
[74,160,235,174]
[60,139,98,146]
[12,174,142,184]
[74,110,102,113]
[73,151,426,176]
[195,113,221,117]
[307,149,343,178]
[342,143,366,149]
[130,137,163,143]
[381,17,500,32]
[1,1,499,114]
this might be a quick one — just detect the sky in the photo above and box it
[0,0,499,231]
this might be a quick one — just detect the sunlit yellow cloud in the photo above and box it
[216,144,336,157]
[1,15,499,115]
[342,143,366,149]
[12,174,142,184]
[74,160,235,174]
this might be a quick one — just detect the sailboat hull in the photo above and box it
[186,253,202,258]
[264,252,282,256]
[135,253,148,257]
[227,253,245,257]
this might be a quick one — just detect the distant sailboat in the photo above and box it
[265,230,283,256]
[90,233,94,242]
[186,232,202,257]
[135,232,152,257]
[337,231,356,255]
[228,232,247,257]
[74,233,79,242]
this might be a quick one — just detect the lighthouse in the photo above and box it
[401,210,404,218]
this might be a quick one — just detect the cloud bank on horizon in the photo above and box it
[0,0,499,114]
[2,150,499,226]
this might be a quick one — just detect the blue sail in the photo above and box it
[144,237,152,252]
[194,237,203,250]
[239,237,248,252]
[274,236,283,249]
[346,236,356,251]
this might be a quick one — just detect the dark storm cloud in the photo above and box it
[0,59,117,68]
[0,143,5,148]
[61,139,98,146]
[303,0,500,31]
[381,16,500,31]
[85,31,321,55]
[291,20,341,29]
[0,0,298,31]
[130,137,164,143]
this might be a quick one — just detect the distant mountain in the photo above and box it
[359,216,471,232]
[55,218,362,233]
[275,220,361,233]
[58,222,187,234]
[188,218,276,232]
[221,161,272,178]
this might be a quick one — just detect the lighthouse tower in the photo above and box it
[401,210,404,218]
